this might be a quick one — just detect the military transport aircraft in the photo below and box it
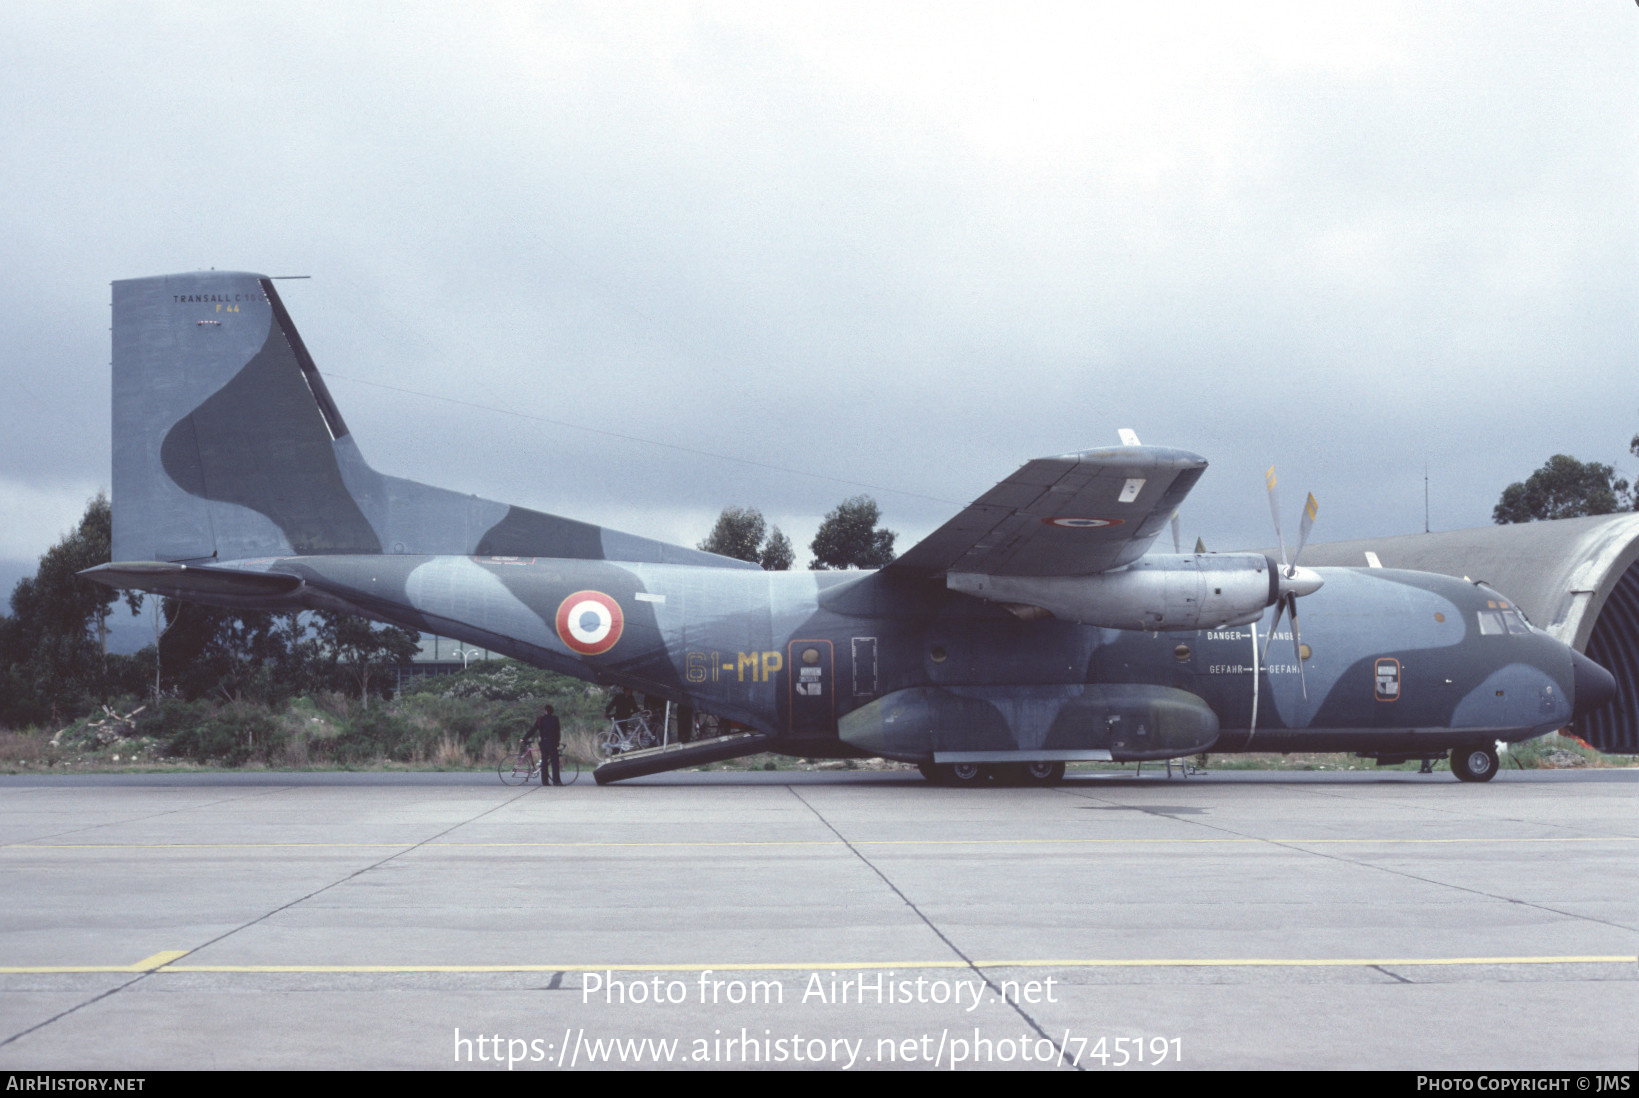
[83,271,1617,785]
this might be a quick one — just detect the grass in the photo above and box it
[0,660,613,773]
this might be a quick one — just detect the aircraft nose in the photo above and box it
[1570,649,1617,724]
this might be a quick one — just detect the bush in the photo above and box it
[134,699,216,749]
[130,699,288,766]
[195,706,279,765]
[0,727,59,769]
[329,707,409,764]
[1507,734,1618,769]
[402,660,580,703]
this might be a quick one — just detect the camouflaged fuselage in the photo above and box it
[197,554,1582,762]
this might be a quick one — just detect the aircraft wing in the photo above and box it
[888,446,1207,578]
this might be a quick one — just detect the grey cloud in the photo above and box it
[1,5,1634,582]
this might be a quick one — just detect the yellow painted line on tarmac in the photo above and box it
[2,950,190,975]
[3,954,1633,976]
[974,955,1639,969]
[1,840,831,850]
[5,835,1639,851]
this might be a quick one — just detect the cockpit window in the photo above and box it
[1478,599,1530,636]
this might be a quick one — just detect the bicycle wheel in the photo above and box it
[497,752,533,786]
[559,751,582,785]
[596,728,624,757]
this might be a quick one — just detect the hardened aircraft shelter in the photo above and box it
[1299,512,1639,753]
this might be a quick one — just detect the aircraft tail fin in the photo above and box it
[109,270,755,569]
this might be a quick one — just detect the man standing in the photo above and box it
[524,704,562,785]
[604,687,638,723]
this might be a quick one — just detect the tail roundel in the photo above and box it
[108,271,755,570]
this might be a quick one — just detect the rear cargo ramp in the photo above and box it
[592,732,774,784]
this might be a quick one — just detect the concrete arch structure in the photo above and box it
[1296,513,1639,753]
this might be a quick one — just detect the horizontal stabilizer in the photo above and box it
[81,561,303,601]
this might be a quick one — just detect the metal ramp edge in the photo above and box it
[592,732,775,784]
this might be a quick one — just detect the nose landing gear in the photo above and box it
[1450,744,1499,782]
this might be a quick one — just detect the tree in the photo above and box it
[0,495,425,723]
[0,493,143,725]
[809,495,896,570]
[698,507,793,571]
[1493,455,1630,524]
[759,527,794,571]
[311,611,421,708]
[155,603,309,703]
[698,507,767,563]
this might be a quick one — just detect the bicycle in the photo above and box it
[497,746,581,785]
[596,713,660,757]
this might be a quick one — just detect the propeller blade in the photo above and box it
[1289,599,1308,700]
[1292,492,1319,569]
[1171,512,1181,555]
[1248,620,1260,743]
[1266,466,1289,569]
[1259,593,1289,666]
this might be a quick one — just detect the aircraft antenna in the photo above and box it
[321,373,965,507]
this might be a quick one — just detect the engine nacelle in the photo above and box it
[948,553,1287,631]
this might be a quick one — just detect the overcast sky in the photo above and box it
[2,3,1635,612]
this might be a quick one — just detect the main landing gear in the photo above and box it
[1449,743,1499,783]
[917,761,1066,786]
